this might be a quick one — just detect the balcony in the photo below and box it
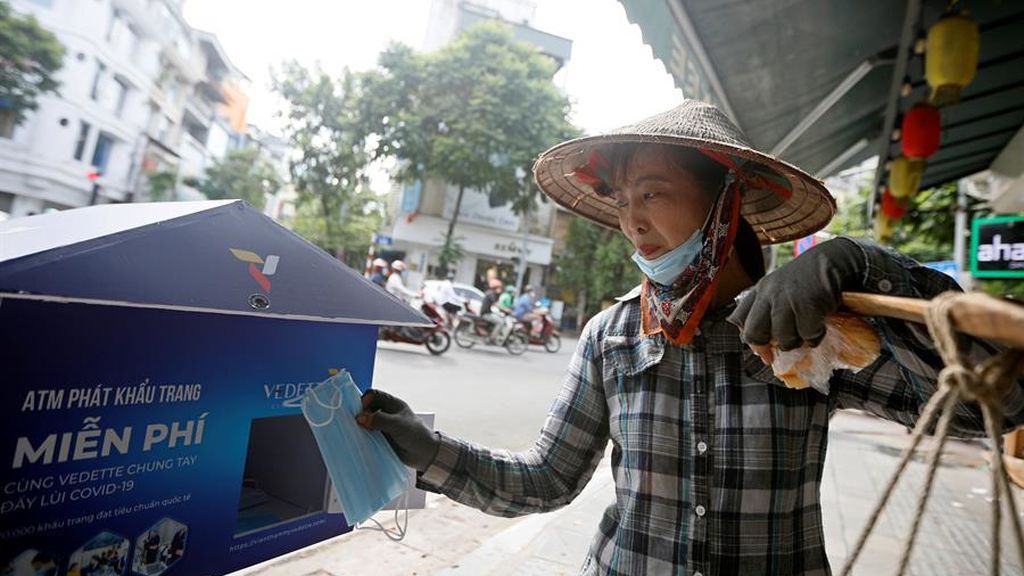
[178,132,208,180]
[184,95,214,129]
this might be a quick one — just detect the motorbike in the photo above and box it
[519,308,562,353]
[378,301,452,356]
[453,311,528,355]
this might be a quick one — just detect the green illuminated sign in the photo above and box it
[970,215,1024,278]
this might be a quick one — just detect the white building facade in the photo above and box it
[0,0,251,218]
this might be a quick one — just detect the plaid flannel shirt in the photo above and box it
[417,239,1024,575]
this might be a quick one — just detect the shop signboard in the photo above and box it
[0,201,428,576]
[442,185,520,231]
[970,215,1024,278]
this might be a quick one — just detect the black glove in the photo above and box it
[727,237,864,350]
[356,389,440,473]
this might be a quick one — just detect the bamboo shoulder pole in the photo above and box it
[841,292,1024,350]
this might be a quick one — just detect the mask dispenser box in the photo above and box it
[0,201,431,576]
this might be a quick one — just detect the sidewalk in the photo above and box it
[237,411,1023,575]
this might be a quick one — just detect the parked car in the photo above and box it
[422,280,485,315]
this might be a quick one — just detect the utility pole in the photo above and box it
[954,178,970,290]
[514,170,532,292]
[515,196,530,292]
[87,170,102,205]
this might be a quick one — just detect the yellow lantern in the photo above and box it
[926,12,980,105]
[875,212,894,241]
[888,156,925,199]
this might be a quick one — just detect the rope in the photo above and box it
[897,391,958,576]
[840,292,1024,576]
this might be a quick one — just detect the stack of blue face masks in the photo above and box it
[301,371,409,527]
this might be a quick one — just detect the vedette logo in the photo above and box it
[265,369,341,408]
[230,249,280,293]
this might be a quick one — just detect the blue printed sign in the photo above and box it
[794,235,817,257]
[372,233,393,247]
[923,260,960,282]
[2,300,377,575]
[0,201,429,576]
[400,180,422,215]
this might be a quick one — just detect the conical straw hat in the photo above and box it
[533,99,836,244]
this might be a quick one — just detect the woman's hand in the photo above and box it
[357,389,440,472]
[727,238,865,350]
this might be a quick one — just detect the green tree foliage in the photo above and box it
[358,23,578,271]
[0,1,64,124]
[145,170,177,201]
[558,216,642,323]
[886,183,962,261]
[272,62,376,260]
[289,186,384,269]
[196,148,280,211]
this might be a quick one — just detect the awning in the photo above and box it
[617,1,1024,200]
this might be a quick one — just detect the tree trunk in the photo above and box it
[515,196,530,291]
[441,185,466,270]
[320,194,336,256]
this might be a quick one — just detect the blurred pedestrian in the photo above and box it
[369,258,389,288]
[385,260,420,303]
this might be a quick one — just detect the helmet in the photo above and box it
[504,285,515,293]
[372,258,388,269]
[488,278,503,289]
[446,270,456,281]
[391,260,407,272]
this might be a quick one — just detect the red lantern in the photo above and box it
[901,103,941,159]
[881,187,908,219]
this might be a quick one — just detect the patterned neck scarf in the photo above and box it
[640,171,743,345]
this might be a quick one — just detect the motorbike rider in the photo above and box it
[369,258,389,288]
[498,285,516,310]
[479,278,509,344]
[425,271,462,327]
[512,285,538,335]
[386,260,423,340]
[386,260,420,303]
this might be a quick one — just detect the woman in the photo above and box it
[357,100,1022,575]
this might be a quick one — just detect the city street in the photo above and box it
[372,336,577,451]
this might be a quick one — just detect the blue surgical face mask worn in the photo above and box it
[631,227,703,286]
[302,371,409,528]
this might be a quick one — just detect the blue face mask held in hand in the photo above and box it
[630,228,704,286]
[302,371,409,529]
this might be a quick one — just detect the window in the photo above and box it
[156,115,171,143]
[73,121,91,160]
[113,77,130,117]
[0,192,13,214]
[145,101,157,133]
[162,74,180,104]
[90,60,107,101]
[91,132,115,172]
[0,109,15,139]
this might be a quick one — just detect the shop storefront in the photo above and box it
[390,213,553,293]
